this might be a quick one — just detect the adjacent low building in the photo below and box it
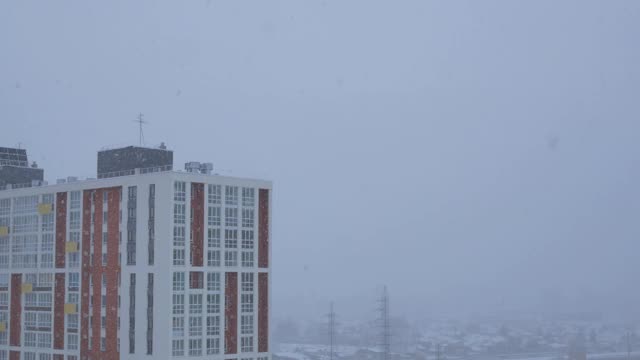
[0,145,272,360]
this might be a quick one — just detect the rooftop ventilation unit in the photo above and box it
[185,162,201,173]
[200,163,213,175]
[185,162,213,175]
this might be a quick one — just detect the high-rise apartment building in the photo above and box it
[0,145,271,360]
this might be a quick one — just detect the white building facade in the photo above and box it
[0,170,272,360]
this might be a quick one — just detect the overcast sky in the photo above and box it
[2,1,640,322]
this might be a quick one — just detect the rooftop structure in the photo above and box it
[97,145,173,179]
[0,147,44,189]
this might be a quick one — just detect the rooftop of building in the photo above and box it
[0,143,271,193]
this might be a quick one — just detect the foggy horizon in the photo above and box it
[2,0,640,326]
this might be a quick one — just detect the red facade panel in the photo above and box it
[258,272,269,352]
[191,182,205,267]
[80,187,121,360]
[53,355,64,360]
[55,192,67,268]
[53,273,65,349]
[80,190,92,360]
[9,351,19,360]
[90,189,104,359]
[9,274,21,347]
[258,189,270,268]
[225,272,238,354]
[105,189,121,360]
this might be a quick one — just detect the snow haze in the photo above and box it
[2,0,640,323]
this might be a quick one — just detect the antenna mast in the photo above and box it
[328,302,336,360]
[133,113,147,146]
[377,286,391,360]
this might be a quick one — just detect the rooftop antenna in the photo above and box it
[133,113,147,146]
[377,286,391,360]
[328,302,337,360]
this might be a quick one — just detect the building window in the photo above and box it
[207,272,220,291]
[67,314,79,330]
[172,339,184,356]
[129,273,136,354]
[148,184,155,266]
[241,336,254,353]
[189,294,202,314]
[241,251,254,268]
[147,273,154,355]
[242,272,254,292]
[38,293,52,307]
[127,186,137,266]
[207,315,220,335]
[173,204,185,224]
[241,230,254,249]
[225,251,237,267]
[173,249,185,266]
[172,316,184,337]
[208,184,221,204]
[208,206,221,226]
[189,339,202,356]
[25,332,36,347]
[242,208,254,228]
[206,337,220,355]
[68,273,80,289]
[225,186,238,206]
[69,211,81,230]
[225,207,238,227]
[67,333,79,350]
[173,272,185,291]
[173,226,186,266]
[173,226,185,246]
[242,188,255,207]
[206,294,220,314]
[241,294,254,313]
[225,229,238,248]
[25,312,37,328]
[40,233,54,252]
[207,250,220,267]
[40,253,54,268]
[174,182,186,202]
[189,317,202,337]
[37,312,52,329]
[241,314,254,334]
[172,294,184,315]
[208,228,220,248]
[68,252,80,268]
[70,191,81,209]
[41,213,54,232]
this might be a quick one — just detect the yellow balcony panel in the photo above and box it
[0,322,6,332]
[64,303,77,314]
[0,226,8,236]
[37,203,53,215]
[65,242,79,253]
[22,283,33,294]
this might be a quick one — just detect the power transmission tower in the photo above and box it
[377,286,391,360]
[435,343,442,360]
[328,302,336,360]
